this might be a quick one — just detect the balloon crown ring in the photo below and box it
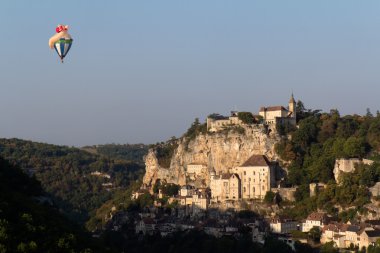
[56,25,68,33]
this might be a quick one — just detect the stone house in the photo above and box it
[269,217,298,234]
[210,172,241,201]
[179,185,195,197]
[321,222,361,248]
[359,230,380,249]
[192,189,210,212]
[206,111,242,132]
[302,212,328,232]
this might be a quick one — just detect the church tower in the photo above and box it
[289,93,296,119]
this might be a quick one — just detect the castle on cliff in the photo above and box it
[206,94,297,132]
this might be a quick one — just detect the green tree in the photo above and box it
[343,137,366,158]
[237,112,254,124]
[320,242,339,253]
[308,227,321,242]
[264,191,276,204]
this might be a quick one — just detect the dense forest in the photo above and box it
[81,144,148,164]
[276,103,380,220]
[0,139,147,224]
[0,156,111,252]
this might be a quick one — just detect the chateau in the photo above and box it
[259,94,296,127]
[206,94,297,132]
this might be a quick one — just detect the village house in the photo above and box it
[178,187,210,215]
[359,230,380,249]
[269,217,298,234]
[210,171,241,201]
[321,222,361,249]
[179,185,195,197]
[259,94,296,127]
[192,188,210,212]
[186,164,207,180]
[187,164,206,174]
[302,212,328,232]
[135,218,157,235]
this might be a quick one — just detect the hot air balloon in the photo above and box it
[49,25,73,63]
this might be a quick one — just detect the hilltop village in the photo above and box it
[107,95,380,252]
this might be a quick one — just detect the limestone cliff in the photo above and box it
[143,125,281,190]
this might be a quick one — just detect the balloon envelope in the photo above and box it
[54,38,73,61]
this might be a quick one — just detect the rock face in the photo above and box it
[143,125,281,191]
[333,158,374,183]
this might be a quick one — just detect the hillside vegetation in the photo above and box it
[0,139,146,224]
[276,106,380,219]
[0,156,110,252]
[82,144,148,164]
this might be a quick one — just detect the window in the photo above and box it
[244,187,246,193]
[244,171,246,175]
[249,178,251,181]
[253,187,255,192]
[262,186,265,191]
[253,171,255,175]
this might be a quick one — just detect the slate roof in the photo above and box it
[364,230,380,238]
[241,155,270,167]
[259,106,287,112]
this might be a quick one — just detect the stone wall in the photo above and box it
[271,187,297,202]
[333,158,374,184]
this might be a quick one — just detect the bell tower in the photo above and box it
[289,93,296,119]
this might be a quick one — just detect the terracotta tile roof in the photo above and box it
[306,212,327,222]
[259,106,288,112]
[241,155,270,167]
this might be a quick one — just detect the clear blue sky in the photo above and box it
[1,1,380,146]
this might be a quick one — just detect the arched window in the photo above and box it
[244,187,246,193]
[253,187,255,192]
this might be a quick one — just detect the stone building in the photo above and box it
[210,171,241,201]
[233,155,276,200]
[359,230,380,249]
[206,111,242,132]
[270,217,298,234]
[259,94,296,127]
[302,212,328,232]
[210,155,275,201]
[187,164,206,174]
